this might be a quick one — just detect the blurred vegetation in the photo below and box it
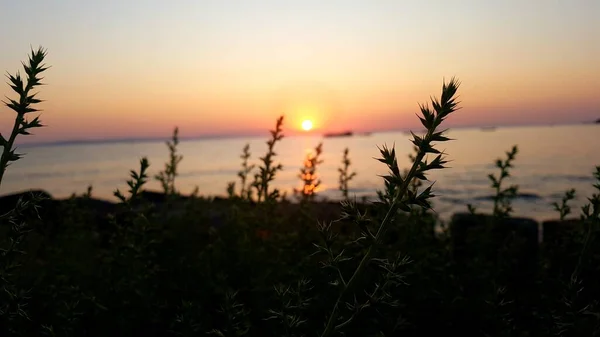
[1,48,600,337]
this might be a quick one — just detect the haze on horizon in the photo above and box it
[1,0,599,144]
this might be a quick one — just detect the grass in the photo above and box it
[1,48,600,337]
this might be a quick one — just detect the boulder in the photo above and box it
[450,213,539,254]
[450,213,539,291]
[541,218,587,278]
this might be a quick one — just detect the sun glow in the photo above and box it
[301,119,313,131]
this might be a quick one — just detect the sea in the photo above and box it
[2,124,599,223]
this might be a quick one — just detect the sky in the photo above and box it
[0,0,599,144]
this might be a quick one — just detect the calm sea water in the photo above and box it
[2,124,599,222]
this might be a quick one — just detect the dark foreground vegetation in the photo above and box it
[1,48,600,337]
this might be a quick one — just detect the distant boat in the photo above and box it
[595,118,600,124]
[324,131,353,138]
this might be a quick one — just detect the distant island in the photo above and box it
[323,131,353,138]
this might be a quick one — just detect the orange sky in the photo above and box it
[1,1,599,144]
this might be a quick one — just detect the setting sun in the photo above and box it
[301,119,313,131]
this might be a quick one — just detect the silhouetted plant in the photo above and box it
[375,145,400,208]
[484,285,516,336]
[0,47,49,336]
[238,144,256,200]
[208,290,251,337]
[405,144,434,217]
[466,203,478,215]
[83,184,93,199]
[0,193,45,334]
[114,157,150,204]
[571,166,600,281]
[580,166,600,223]
[553,167,600,336]
[264,279,313,337]
[338,148,356,201]
[252,116,284,203]
[190,185,200,198]
[489,145,519,217]
[104,157,167,334]
[406,144,425,193]
[170,300,204,336]
[0,47,48,189]
[317,78,460,337]
[4,66,600,337]
[552,275,599,336]
[69,184,93,200]
[155,127,183,196]
[226,182,236,199]
[553,188,576,221]
[295,143,323,202]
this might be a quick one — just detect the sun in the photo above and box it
[301,119,313,131]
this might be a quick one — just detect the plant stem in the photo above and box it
[320,128,433,337]
[0,113,24,189]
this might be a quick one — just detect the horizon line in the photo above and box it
[15,119,598,148]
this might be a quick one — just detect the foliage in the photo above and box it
[2,68,600,337]
[114,158,150,204]
[237,144,256,200]
[295,142,323,202]
[338,148,357,201]
[551,167,600,336]
[252,116,285,203]
[0,47,49,336]
[489,145,519,217]
[155,127,183,196]
[553,188,576,221]
[316,77,460,337]
[0,47,48,188]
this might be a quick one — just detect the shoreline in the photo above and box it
[0,188,585,235]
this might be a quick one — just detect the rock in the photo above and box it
[541,218,584,277]
[450,213,539,252]
[450,213,539,290]
[543,218,600,301]
[542,218,582,244]
[473,192,541,201]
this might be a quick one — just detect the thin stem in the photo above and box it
[320,127,433,337]
[0,113,24,189]
[0,47,48,190]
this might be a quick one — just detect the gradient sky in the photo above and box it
[1,0,599,144]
